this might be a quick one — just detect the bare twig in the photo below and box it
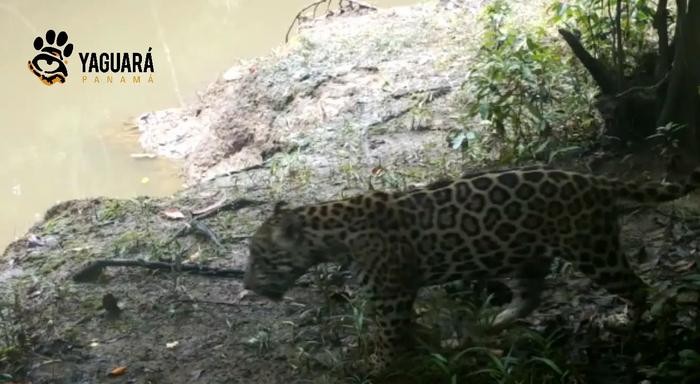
[390,85,452,99]
[191,195,228,217]
[163,197,263,247]
[284,0,377,43]
[190,220,222,246]
[212,163,267,181]
[614,72,670,100]
[173,298,247,308]
[165,219,221,247]
[286,0,334,43]
[193,198,264,219]
[72,259,245,283]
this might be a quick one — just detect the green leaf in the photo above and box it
[429,353,451,375]
[451,132,468,150]
[678,349,700,367]
[548,145,582,163]
[529,356,565,375]
[479,102,491,120]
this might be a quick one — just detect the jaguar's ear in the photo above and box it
[273,201,289,214]
[271,211,303,247]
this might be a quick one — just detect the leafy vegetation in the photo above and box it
[433,1,700,382]
[452,0,598,164]
[550,0,700,159]
[0,294,29,382]
[290,266,700,384]
[549,0,658,72]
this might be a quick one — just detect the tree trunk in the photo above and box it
[658,0,700,165]
[559,0,700,164]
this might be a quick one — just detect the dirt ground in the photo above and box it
[136,0,550,185]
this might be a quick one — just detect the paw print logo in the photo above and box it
[28,30,74,86]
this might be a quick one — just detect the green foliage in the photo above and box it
[549,0,659,71]
[40,217,64,234]
[646,121,685,158]
[0,294,28,378]
[111,230,150,256]
[385,285,575,384]
[269,149,314,187]
[342,297,373,360]
[100,200,128,221]
[369,166,409,191]
[454,0,597,164]
[246,327,272,356]
[640,273,700,383]
[288,263,700,384]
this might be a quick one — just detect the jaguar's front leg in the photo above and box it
[351,236,419,374]
[367,291,417,374]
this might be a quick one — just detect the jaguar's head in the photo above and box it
[244,202,320,300]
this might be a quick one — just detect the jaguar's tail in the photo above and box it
[614,167,700,204]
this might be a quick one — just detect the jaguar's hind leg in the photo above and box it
[491,261,550,330]
[579,244,648,307]
[569,220,648,327]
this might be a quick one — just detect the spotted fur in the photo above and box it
[244,166,700,370]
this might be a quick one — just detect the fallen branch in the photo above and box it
[72,259,245,283]
[166,220,223,247]
[173,298,247,308]
[614,72,670,100]
[285,0,377,43]
[163,197,263,247]
[192,197,264,219]
[210,163,267,181]
[390,84,453,99]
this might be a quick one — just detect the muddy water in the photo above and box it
[0,0,418,251]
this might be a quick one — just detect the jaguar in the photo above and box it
[244,166,700,370]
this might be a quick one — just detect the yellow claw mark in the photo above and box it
[28,60,66,86]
